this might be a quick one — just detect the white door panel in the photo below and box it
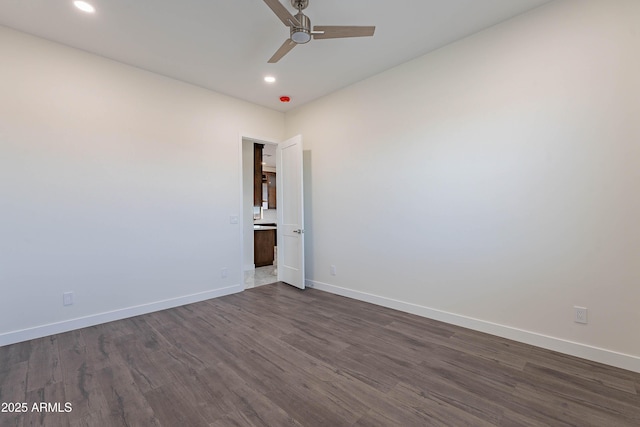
[277,135,305,289]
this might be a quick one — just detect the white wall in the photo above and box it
[0,26,284,344]
[286,0,640,371]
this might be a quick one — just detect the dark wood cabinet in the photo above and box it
[254,229,276,267]
[253,143,264,208]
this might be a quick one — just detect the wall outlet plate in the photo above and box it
[574,306,588,324]
[63,292,74,306]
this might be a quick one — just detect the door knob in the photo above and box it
[293,229,304,234]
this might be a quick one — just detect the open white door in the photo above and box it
[276,135,305,289]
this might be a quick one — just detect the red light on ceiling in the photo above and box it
[280,96,291,103]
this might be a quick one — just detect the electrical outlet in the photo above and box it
[330,265,337,276]
[63,292,74,306]
[221,268,228,278]
[574,306,588,324]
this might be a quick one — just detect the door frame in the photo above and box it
[238,133,280,289]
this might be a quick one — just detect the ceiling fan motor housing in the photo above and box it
[291,12,311,43]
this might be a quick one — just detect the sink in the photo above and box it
[254,224,277,230]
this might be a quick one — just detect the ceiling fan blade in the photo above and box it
[268,39,297,63]
[262,0,300,27]
[312,26,376,40]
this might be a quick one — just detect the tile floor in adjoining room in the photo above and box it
[244,265,278,288]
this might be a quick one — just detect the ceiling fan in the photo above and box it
[262,0,376,63]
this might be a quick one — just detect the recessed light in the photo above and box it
[264,76,276,84]
[74,1,95,13]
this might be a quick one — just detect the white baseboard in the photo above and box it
[306,279,640,374]
[0,284,243,347]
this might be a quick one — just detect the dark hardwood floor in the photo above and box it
[1,282,639,426]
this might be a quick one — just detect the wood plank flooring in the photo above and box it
[1,282,639,426]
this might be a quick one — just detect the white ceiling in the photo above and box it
[0,0,551,112]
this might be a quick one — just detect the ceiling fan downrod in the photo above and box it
[291,0,309,11]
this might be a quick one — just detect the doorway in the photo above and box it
[241,138,279,288]
[240,134,305,290]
